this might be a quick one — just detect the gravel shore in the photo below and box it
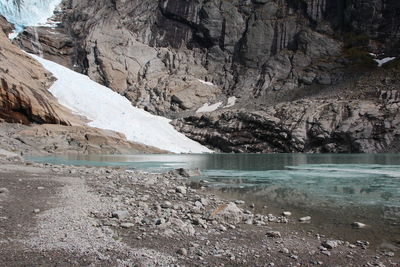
[0,155,398,266]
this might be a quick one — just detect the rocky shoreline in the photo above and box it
[0,152,398,266]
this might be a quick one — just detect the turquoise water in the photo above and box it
[29,153,400,247]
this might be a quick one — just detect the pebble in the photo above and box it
[0,188,9,194]
[161,201,172,209]
[175,186,187,194]
[299,216,311,222]
[33,209,40,213]
[177,248,188,256]
[112,210,129,220]
[321,250,331,256]
[351,222,366,228]
[234,200,245,205]
[266,231,282,238]
[280,248,290,254]
[322,240,342,249]
[37,187,45,190]
[282,211,292,216]
[120,222,135,228]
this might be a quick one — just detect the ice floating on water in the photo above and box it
[30,54,213,154]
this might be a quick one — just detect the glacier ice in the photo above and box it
[0,0,62,32]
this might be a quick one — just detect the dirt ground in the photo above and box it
[0,157,398,266]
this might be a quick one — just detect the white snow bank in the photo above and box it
[374,57,396,67]
[225,96,237,108]
[196,102,223,113]
[31,54,213,154]
[198,79,214,86]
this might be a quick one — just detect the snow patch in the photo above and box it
[196,102,223,113]
[374,57,396,67]
[30,54,212,154]
[198,79,214,86]
[225,96,237,108]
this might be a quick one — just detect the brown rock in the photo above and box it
[0,23,80,125]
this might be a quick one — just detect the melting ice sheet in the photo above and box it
[30,54,212,154]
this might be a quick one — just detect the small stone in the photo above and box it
[0,188,9,194]
[282,211,292,216]
[280,248,290,254]
[299,216,311,222]
[177,248,188,256]
[384,251,394,257]
[234,200,245,205]
[37,187,45,190]
[161,201,172,208]
[33,209,40,214]
[355,240,369,249]
[112,210,129,220]
[120,222,135,228]
[351,222,366,228]
[249,203,255,208]
[321,250,331,256]
[266,231,282,238]
[322,240,341,249]
[175,186,187,194]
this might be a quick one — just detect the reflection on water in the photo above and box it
[29,153,400,247]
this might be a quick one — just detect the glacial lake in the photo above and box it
[29,153,400,249]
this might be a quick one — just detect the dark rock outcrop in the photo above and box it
[173,99,400,153]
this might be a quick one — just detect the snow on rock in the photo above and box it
[30,54,213,154]
[196,102,223,113]
[198,79,214,86]
[225,96,237,108]
[375,57,396,67]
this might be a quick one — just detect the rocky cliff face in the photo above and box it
[11,0,400,153]
[0,16,79,125]
[15,0,399,115]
